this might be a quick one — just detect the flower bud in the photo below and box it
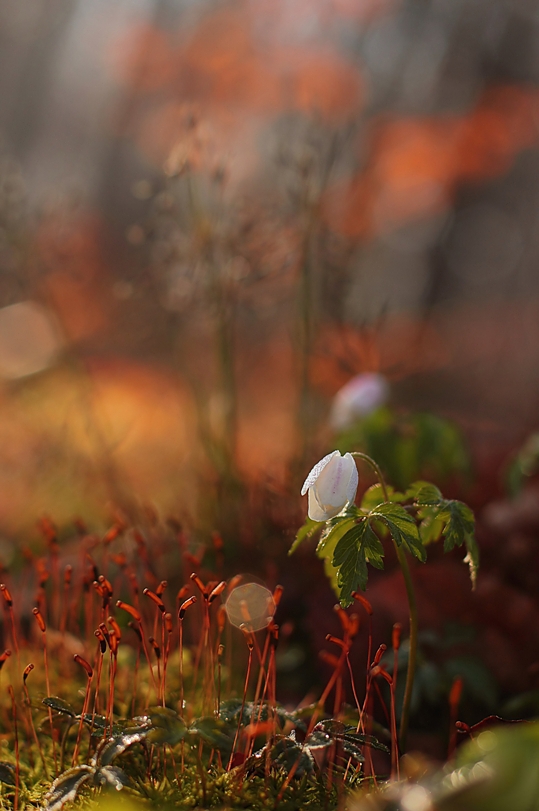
[301,450,358,521]
[330,373,389,431]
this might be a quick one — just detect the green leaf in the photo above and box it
[316,517,357,559]
[347,733,390,754]
[44,766,94,811]
[219,700,302,730]
[333,520,384,606]
[79,713,123,736]
[189,717,236,752]
[218,699,244,723]
[418,506,445,545]
[405,481,443,506]
[340,739,365,762]
[270,737,315,775]
[43,697,77,718]
[437,500,478,588]
[146,707,187,746]
[439,500,475,551]
[289,517,321,554]
[305,729,332,750]
[361,484,402,510]
[370,502,426,562]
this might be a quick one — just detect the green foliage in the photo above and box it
[409,483,479,588]
[292,454,478,604]
[289,516,322,554]
[219,699,305,730]
[505,432,539,497]
[244,720,387,778]
[332,520,384,606]
[43,697,77,718]
[370,502,425,562]
[34,697,390,811]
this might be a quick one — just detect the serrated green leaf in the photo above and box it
[437,500,478,588]
[289,516,321,555]
[316,517,357,558]
[370,502,426,562]
[439,500,475,551]
[341,739,365,762]
[405,481,443,506]
[418,506,445,545]
[271,737,315,775]
[345,733,390,754]
[333,521,383,606]
[305,729,332,750]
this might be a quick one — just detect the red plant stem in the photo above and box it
[138,620,159,701]
[191,611,206,701]
[163,613,172,708]
[179,619,185,716]
[34,611,58,775]
[391,625,401,778]
[9,685,19,811]
[343,655,364,783]
[227,644,253,770]
[22,665,48,777]
[448,676,464,759]
[389,677,399,779]
[217,644,224,717]
[60,566,72,638]
[107,652,117,732]
[92,641,104,721]
[253,629,272,705]
[72,675,93,765]
[132,640,141,718]
[373,679,391,729]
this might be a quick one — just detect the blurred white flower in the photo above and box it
[301,450,358,522]
[329,373,389,431]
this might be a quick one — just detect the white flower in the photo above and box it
[329,373,389,431]
[301,451,359,522]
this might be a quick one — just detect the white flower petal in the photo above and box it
[315,454,352,508]
[344,453,359,504]
[308,487,331,522]
[301,450,340,496]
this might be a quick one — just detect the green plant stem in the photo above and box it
[351,451,417,751]
[392,543,417,751]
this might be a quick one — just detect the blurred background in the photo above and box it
[2,0,539,743]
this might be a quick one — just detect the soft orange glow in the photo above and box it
[109,5,364,168]
[323,85,539,237]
